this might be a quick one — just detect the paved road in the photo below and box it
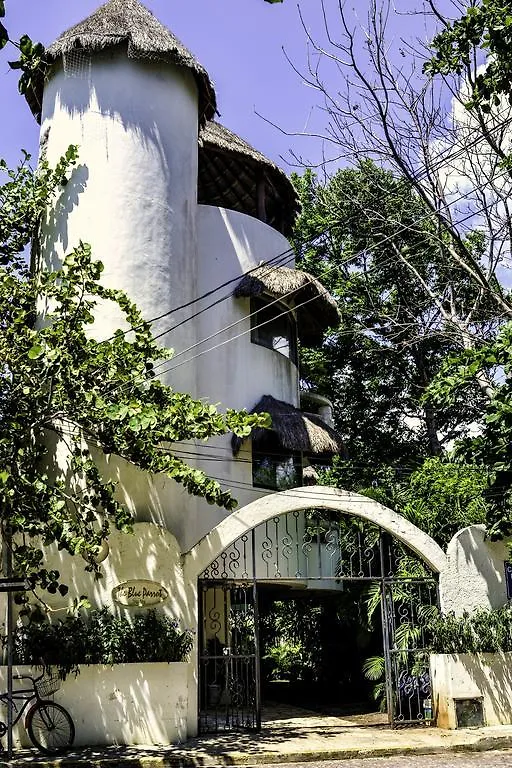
[261,751,512,768]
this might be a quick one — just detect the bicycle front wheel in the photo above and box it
[26,700,75,755]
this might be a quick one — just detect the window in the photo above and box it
[252,436,302,491]
[250,297,298,365]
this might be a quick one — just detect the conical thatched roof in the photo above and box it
[234,265,340,346]
[27,0,216,124]
[232,395,344,456]
[198,122,299,235]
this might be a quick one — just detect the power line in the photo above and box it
[54,420,496,477]
[49,107,512,388]
[18,111,512,422]
[146,168,512,381]
[139,113,512,347]
[88,163,511,406]
[91,110,512,345]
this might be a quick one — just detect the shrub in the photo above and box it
[428,607,512,654]
[13,607,193,677]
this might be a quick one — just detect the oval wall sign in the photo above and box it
[112,580,169,607]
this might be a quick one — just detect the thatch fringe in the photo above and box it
[234,265,340,345]
[232,395,344,456]
[29,0,215,124]
[303,465,320,484]
[200,121,289,185]
[199,122,299,234]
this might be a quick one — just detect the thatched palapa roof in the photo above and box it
[302,465,320,485]
[198,122,299,236]
[27,0,216,124]
[232,395,344,456]
[234,265,340,346]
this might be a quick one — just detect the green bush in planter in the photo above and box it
[13,607,193,677]
[427,606,512,654]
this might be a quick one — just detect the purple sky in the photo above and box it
[0,0,451,173]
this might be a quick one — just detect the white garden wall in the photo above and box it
[0,663,188,747]
[440,525,510,615]
[431,652,512,729]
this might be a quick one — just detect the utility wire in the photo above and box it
[89,162,512,406]
[23,113,512,416]
[90,110,512,345]
[146,167,512,381]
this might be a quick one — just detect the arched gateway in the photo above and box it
[184,488,447,733]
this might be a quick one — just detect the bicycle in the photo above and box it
[0,669,75,755]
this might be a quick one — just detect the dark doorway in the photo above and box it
[258,582,384,716]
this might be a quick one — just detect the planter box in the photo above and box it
[430,652,512,729]
[0,662,189,747]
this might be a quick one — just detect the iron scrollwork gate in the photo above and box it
[382,578,438,725]
[198,511,438,732]
[199,580,260,733]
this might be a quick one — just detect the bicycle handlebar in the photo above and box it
[13,671,45,683]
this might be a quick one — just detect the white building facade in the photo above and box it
[11,0,512,746]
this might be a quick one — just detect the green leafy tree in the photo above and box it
[293,163,492,467]
[418,3,512,542]
[286,0,512,375]
[428,323,512,540]
[0,149,269,595]
[323,456,488,549]
[0,1,45,101]
[426,0,512,113]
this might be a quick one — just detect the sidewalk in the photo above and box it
[4,706,512,767]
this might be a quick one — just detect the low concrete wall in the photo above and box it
[0,663,189,747]
[431,653,512,729]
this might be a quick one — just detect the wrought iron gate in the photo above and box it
[199,581,260,733]
[198,511,438,732]
[383,578,438,725]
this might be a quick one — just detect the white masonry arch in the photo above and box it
[183,485,448,581]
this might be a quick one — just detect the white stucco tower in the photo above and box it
[35,0,216,397]
[30,0,342,558]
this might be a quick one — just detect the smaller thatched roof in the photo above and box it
[234,265,340,346]
[27,0,216,124]
[198,122,299,235]
[303,465,320,485]
[201,121,283,172]
[232,395,344,456]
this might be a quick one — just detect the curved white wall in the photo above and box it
[40,49,199,396]
[196,205,298,409]
[38,50,208,551]
[167,206,300,551]
[440,524,510,614]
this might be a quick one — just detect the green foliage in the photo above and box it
[13,608,194,677]
[0,2,46,97]
[0,150,270,592]
[263,641,304,681]
[292,163,490,468]
[395,458,489,547]
[426,0,512,112]
[0,146,77,267]
[259,590,375,702]
[362,655,385,682]
[428,607,512,654]
[8,34,46,99]
[427,323,512,539]
[324,456,488,548]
